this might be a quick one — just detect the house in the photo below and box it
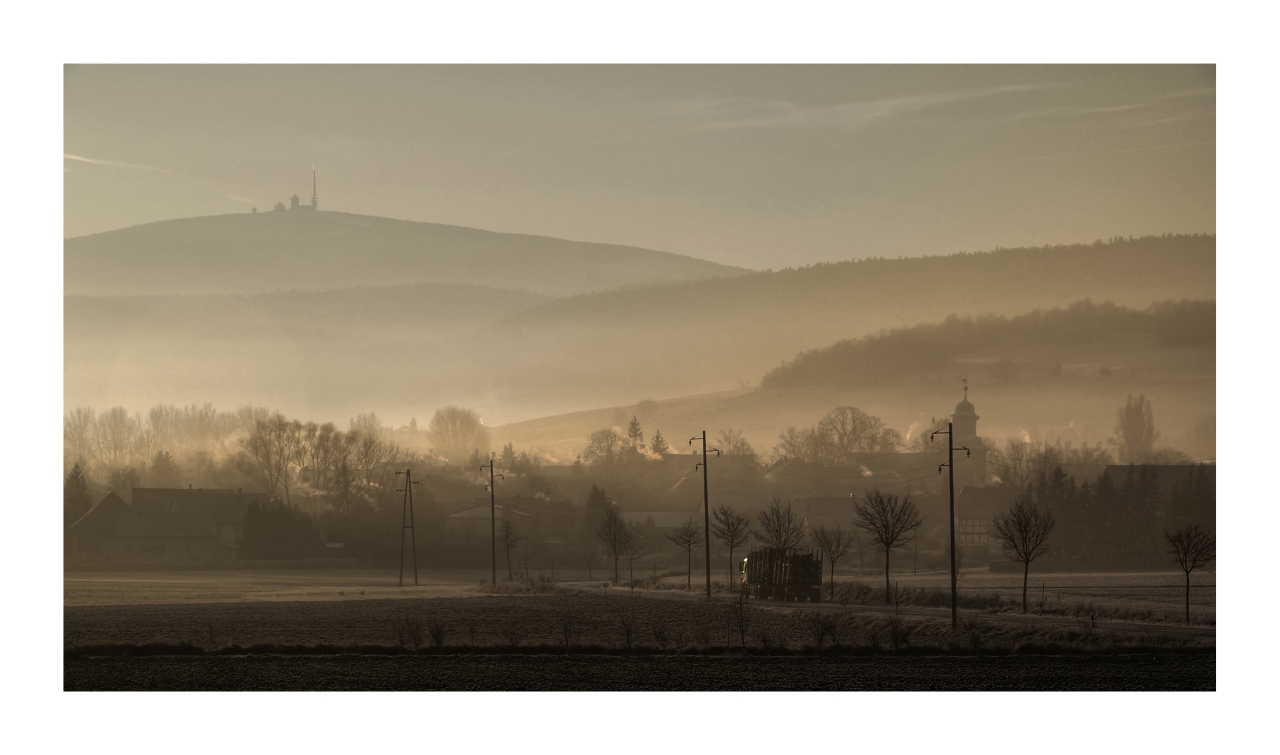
[131,487,267,556]
[443,500,534,539]
[103,511,234,566]
[953,485,1020,550]
[66,491,129,561]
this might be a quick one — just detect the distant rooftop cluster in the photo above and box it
[251,167,318,214]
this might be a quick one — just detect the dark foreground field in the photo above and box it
[65,652,1214,691]
[65,589,1214,690]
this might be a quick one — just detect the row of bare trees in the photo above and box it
[581,421,757,468]
[236,413,417,509]
[773,406,903,464]
[594,508,654,590]
[64,404,269,471]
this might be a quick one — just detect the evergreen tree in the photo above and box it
[586,484,610,511]
[626,416,644,445]
[149,450,183,488]
[650,429,669,455]
[64,463,93,526]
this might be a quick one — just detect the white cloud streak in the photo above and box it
[63,153,183,176]
[682,84,1048,132]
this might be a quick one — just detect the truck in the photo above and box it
[739,546,823,602]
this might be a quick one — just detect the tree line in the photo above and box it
[760,298,1214,391]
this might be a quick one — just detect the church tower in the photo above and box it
[951,384,987,483]
[951,384,979,446]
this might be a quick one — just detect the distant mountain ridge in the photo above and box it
[64,211,750,297]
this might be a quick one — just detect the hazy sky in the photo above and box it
[64,65,1214,269]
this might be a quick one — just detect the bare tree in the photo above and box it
[64,407,97,468]
[237,416,282,496]
[94,406,143,469]
[499,517,524,582]
[990,494,1056,612]
[817,406,901,457]
[753,497,806,550]
[1111,393,1158,464]
[620,523,649,592]
[107,466,142,504]
[583,429,625,466]
[716,430,759,464]
[1164,524,1215,624]
[710,504,751,587]
[426,406,490,466]
[595,507,629,585]
[666,517,704,592]
[274,418,304,505]
[810,522,855,599]
[852,489,924,603]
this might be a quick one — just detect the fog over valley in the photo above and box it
[59,63,1220,695]
[65,221,1214,463]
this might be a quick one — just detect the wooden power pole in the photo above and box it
[479,457,503,586]
[931,422,969,629]
[690,431,720,599]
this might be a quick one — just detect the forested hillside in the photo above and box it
[761,299,1215,390]
[514,234,1214,329]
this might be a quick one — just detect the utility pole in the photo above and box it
[689,431,720,599]
[479,456,504,586]
[396,468,420,586]
[931,422,969,629]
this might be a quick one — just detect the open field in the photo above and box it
[63,569,491,607]
[825,569,1216,626]
[65,586,1212,652]
[64,570,1214,690]
[64,652,1214,691]
[65,567,1215,630]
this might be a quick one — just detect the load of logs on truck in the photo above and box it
[739,546,823,602]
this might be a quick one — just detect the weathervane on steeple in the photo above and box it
[962,375,968,400]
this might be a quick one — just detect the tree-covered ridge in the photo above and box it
[514,234,1215,328]
[760,299,1214,390]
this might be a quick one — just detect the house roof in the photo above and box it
[131,487,264,524]
[69,491,129,531]
[115,512,220,539]
[445,502,532,519]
